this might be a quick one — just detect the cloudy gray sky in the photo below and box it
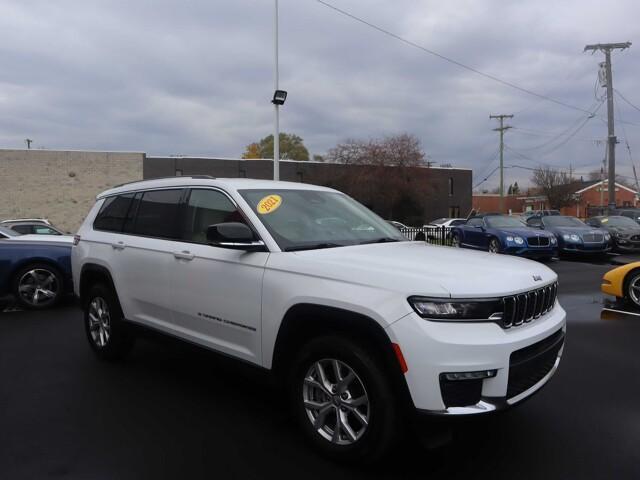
[1,0,639,190]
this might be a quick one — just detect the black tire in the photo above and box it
[488,237,501,254]
[288,336,401,463]
[623,269,640,309]
[84,283,134,361]
[451,233,461,248]
[12,263,64,310]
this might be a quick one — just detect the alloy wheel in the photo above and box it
[18,269,59,306]
[451,235,461,248]
[488,239,500,253]
[628,275,640,307]
[302,359,370,446]
[88,297,111,348]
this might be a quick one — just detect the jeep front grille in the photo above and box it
[501,282,558,328]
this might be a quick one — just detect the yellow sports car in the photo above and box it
[601,262,640,307]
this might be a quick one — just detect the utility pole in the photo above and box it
[273,0,280,181]
[584,42,631,211]
[25,138,33,149]
[489,114,513,213]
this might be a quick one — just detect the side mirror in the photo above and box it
[206,222,265,251]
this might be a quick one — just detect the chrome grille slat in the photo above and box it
[498,282,557,329]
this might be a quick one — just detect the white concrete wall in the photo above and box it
[0,149,143,233]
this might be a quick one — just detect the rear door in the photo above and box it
[168,188,268,364]
[113,188,185,328]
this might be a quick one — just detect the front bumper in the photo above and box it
[502,245,558,258]
[560,243,610,253]
[386,304,566,414]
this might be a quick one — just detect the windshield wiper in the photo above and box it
[359,237,401,245]
[284,242,344,252]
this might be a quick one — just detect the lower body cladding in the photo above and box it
[386,304,566,414]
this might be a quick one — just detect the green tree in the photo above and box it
[246,133,310,161]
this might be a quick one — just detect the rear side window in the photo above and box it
[94,194,135,232]
[467,218,483,227]
[11,225,32,234]
[133,189,183,239]
[181,189,246,243]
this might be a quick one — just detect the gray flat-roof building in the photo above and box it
[144,156,472,224]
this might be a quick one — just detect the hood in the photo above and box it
[547,226,601,234]
[606,225,640,236]
[497,227,553,238]
[282,242,556,298]
[7,234,74,244]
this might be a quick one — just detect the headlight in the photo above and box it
[604,232,611,240]
[563,234,580,242]
[408,297,503,321]
[514,236,524,245]
[550,236,557,244]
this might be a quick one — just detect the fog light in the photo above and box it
[443,370,497,381]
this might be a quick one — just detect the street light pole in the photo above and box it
[273,0,280,181]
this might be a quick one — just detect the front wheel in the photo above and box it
[289,336,400,463]
[488,238,501,254]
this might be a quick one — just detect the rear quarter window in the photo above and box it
[93,193,135,232]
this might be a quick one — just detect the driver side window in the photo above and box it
[527,217,542,227]
[181,189,247,244]
[467,218,483,227]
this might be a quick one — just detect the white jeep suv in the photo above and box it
[72,177,566,461]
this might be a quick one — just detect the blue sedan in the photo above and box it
[0,236,73,309]
[526,215,611,255]
[450,214,558,259]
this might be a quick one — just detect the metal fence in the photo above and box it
[400,226,454,246]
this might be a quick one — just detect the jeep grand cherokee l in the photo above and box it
[72,177,566,462]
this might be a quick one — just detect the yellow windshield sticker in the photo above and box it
[257,194,282,214]
[601,218,608,223]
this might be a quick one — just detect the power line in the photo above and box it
[615,89,640,114]
[315,0,593,114]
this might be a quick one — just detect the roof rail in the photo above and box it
[111,175,215,188]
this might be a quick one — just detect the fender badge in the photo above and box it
[533,275,542,281]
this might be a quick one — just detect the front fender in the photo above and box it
[602,262,640,297]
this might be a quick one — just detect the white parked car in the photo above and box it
[71,177,566,462]
[0,225,74,244]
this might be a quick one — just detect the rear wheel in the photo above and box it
[12,263,63,309]
[289,336,400,463]
[84,284,134,360]
[488,238,501,253]
[451,234,461,248]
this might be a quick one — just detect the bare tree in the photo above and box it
[531,167,577,209]
[326,134,428,221]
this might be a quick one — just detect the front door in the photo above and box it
[169,188,268,365]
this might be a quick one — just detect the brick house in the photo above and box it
[472,180,638,218]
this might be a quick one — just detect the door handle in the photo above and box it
[111,241,126,250]
[173,250,195,261]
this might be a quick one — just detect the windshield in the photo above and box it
[485,216,525,228]
[0,226,18,237]
[600,216,639,228]
[239,189,406,251]
[544,216,585,227]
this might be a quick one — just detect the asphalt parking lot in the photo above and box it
[1,258,639,479]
